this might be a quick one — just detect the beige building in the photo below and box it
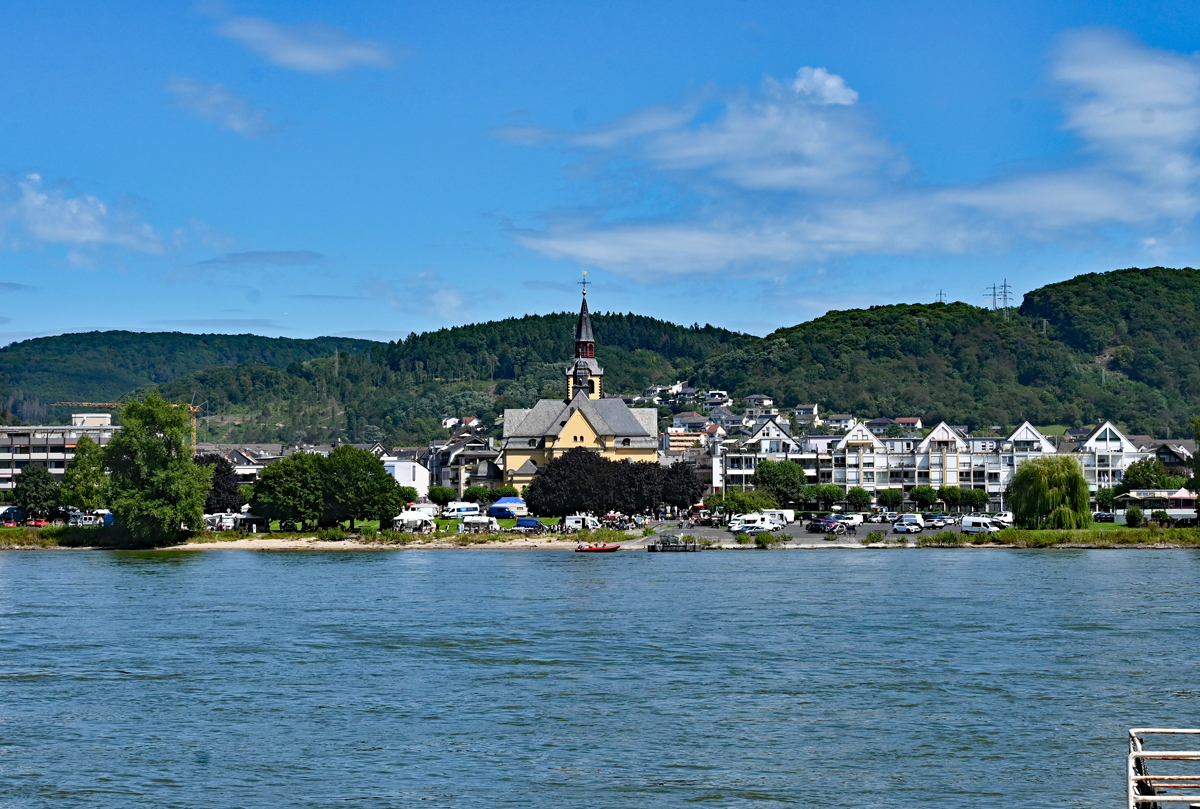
[500,289,658,489]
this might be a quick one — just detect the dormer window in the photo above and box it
[528,439,537,447]
[622,438,631,447]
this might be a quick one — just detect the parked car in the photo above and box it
[866,514,887,524]
[2,519,19,527]
[990,511,1014,527]
[25,518,48,528]
[513,517,551,533]
[892,521,923,534]
[925,517,946,529]
[961,516,1003,535]
[838,513,864,527]
[1093,512,1115,523]
[563,515,601,532]
[487,505,517,520]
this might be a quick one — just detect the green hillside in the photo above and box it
[0,331,372,423]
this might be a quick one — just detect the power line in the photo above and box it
[935,289,947,303]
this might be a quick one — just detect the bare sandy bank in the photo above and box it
[176,535,604,551]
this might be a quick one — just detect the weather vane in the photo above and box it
[578,269,590,295]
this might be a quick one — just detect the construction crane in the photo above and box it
[51,401,203,455]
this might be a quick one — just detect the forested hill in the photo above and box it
[698,267,1200,437]
[0,331,372,423]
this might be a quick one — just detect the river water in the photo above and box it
[1,548,1198,808]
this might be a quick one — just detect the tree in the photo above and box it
[751,460,806,505]
[845,486,872,512]
[662,461,705,509]
[1008,455,1091,529]
[1116,457,1179,494]
[937,485,962,512]
[105,393,213,542]
[812,484,843,511]
[489,485,521,503]
[320,445,403,529]
[462,485,493,504]
[428,486,456,507]
[1125,505,1144,528]
[196,453,244,514]
[58,434,108,513]
[13,464,59,518]
[963,489,992,511]
[610,460,665,515]
[527,447,615,517]
[250,453,323,528]
[704,489,777,514]
[910,485,938,510]
[1095,487,1115,512]
[876,488,904,511]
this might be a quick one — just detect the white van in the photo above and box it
[961,516,1002,535]
[895,513,924,529]
[990,511,1014,527]
[563,515,601,531]
[461,515,500,533]
[411,504,440,520]
[442,502,480,519]
[837,513,864,527]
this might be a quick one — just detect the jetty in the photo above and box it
[647,536,702,552]
[1128,728,1200,807]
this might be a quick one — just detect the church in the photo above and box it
[500,285,660,489]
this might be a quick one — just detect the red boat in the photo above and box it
[574,543,621,553]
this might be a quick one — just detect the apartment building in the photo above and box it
[0,414,120,492]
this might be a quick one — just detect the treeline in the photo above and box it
[527,447,705,516]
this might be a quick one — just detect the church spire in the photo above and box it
[575,288,595,358]
[566,271,603,399]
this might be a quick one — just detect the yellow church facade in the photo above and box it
[500,286,659,489]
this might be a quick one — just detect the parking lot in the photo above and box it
[657,516,983,547]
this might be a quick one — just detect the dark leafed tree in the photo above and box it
[845,486,872,512]
[812,484,844,511]
[1116,457,1183,495]
[427,486,456,507]
[1095,487,1115,512]
[105,393,213,542]
[13,463,59,518]
[250,453,324,528]
[662,460,705,510]
[751,460,806,506]
[320,445,404,530]
[527,447,615,517]
[196,453,245,514]
[876,488,904,511]
[610,460,665,516]
[462,485,492,504]
[937,485,962,512]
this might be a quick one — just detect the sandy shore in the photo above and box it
[178,535,607,551]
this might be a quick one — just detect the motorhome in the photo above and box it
[461,515,501,533]
[728,513,770,533]
[762,509,795,525]
[393,511,436,532]
[563,515,601,531]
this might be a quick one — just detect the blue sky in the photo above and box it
[3,1,1200,345]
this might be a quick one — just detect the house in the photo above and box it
[672,411,711,431]
[0,414,121,492]
[499,289,659,490]
[894,417,923,431]
[746,394,774,408]
[661,431,708,451]
[864,417,895,436]
[702,390,731,411]
[707,406,743,428]
[1144,441,1196,477]
[741,417,801,455]
[825,414,855,431]
[1065,421,1149,491]
[381,456,432,498]
[424,434,502,496]
[1064,427,1093,441]
[793,404,822,427]
[441,415,461,430]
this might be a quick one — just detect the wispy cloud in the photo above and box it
[507,29,1200,277]
[289,293,367,300]
[3,174,160,253]
[167,78,276,137]
[197,250,326,268]
[0,281,36,292]
[364,271,469,319]
[217,16,392,74]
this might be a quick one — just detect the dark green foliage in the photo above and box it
[196,454,244,513]
[609,460,665,516]
[661,461,705,509]
[1152,510,1172,524]
[845,486,872,512]
[0,330,370,423]
[877,489,904,511]
[489,485,520,503]
[462,485,492,504]
[961,489,992,510]
[250,453,324,527]
[1009,455,1092,529]
[937,485,962,511]
[1126,506,1144,528]
[526,448,667,517]
[1095,487,1115,512]
[910,485,938,510]
[12,464,59,518]
[320,445,404,529]
[427,486,456,507]
[105,393,213,542]
[750,459,807,505]
[1116,457,1184,494]
[705,489,779,514]
[58,435,108,512]
[396,486,419,504]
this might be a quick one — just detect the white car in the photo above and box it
[926,517,946,529]
[892,521,923,534]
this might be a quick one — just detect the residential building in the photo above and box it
[499,288,659,490]
[382,456,431,499]
[746,394,774,407]
[702,390,731,411]
[0,414,120,492]
[672,411,711,431]
[1143,440,1196,478]
[894,417,923,431]
[793,404,823,427]
[424,433,502,496]
[661,431,707,451]
[825,414,856,431]
[864,417,895,436]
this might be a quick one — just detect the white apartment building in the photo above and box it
[0,414,120,492]
[717,419,1148,508]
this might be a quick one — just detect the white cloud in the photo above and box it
[509,31,1200,277]
[217,16,392,73]
[364,271,469,318]
[7,174,160,253]
[167,78,275,137]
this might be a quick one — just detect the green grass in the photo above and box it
[917,526,1200,548]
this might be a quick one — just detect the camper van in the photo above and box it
[461,515,501,533]
[961,516,1003,535]
[442,502,480,519]
[762,509,795,525]
[411,504,439,520]
[728,513,770,533]
[563,515,601,532]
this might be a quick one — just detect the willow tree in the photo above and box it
[1008,455,1091,529]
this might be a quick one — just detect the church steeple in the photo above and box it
[566,271,603,400]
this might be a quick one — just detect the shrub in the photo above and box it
[1151,510,1172,525]
[1126,506,1143,528]
[316,527,348,541]
[864,531,884,544]
[641,526,656,537]
[573,527,628,545]
[736,532,753,545]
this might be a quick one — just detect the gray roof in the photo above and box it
[503,392,657,447]
[565,357,604,376]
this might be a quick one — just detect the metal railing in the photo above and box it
[1129,728,1200,808]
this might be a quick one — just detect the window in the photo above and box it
[622,438,630,447]
[528,439,537,447]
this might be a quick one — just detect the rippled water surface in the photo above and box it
[2,548,1199,808]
